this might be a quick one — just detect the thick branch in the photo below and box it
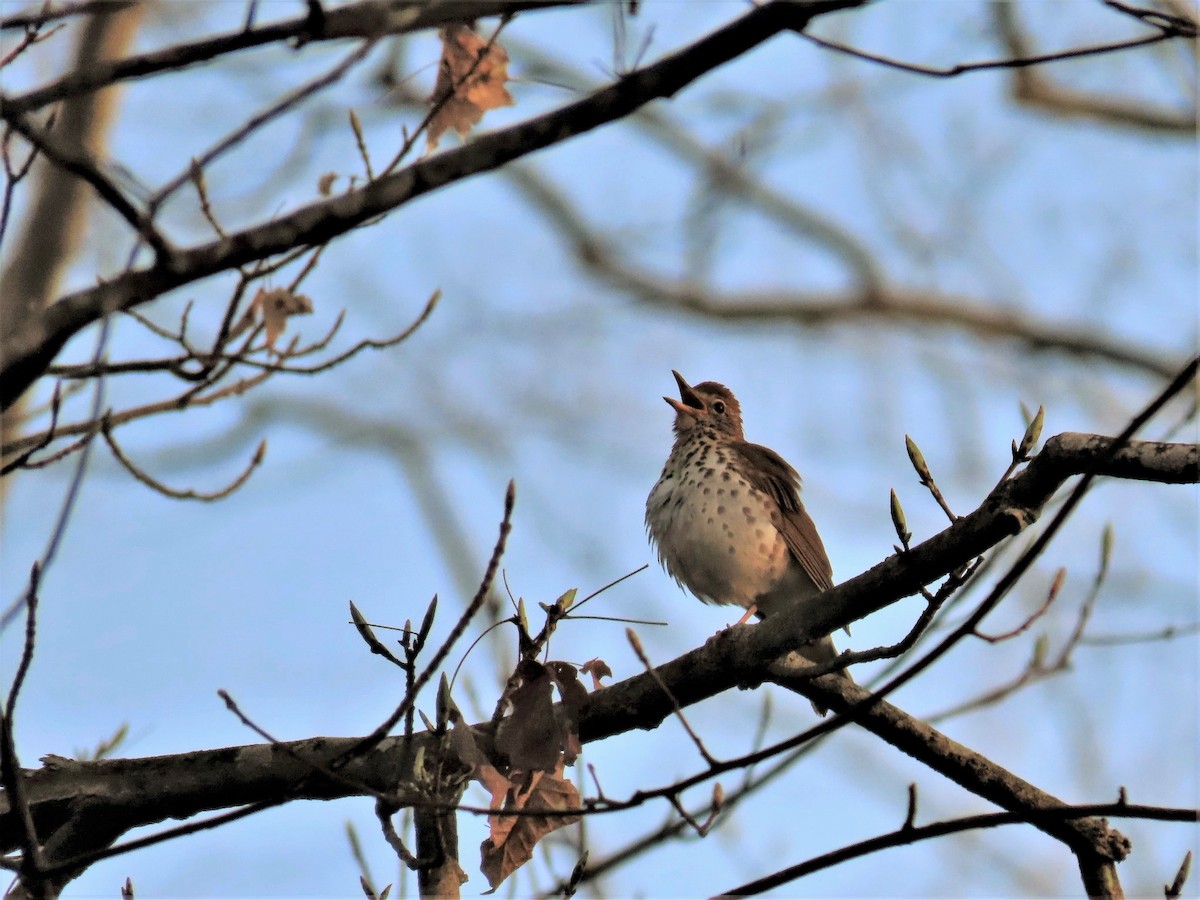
[0,0,861,410]
[581,434,1198,741]
[0,734,431,859]
[1,432,1192,876]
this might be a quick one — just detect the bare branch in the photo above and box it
[0,21,66,69]
[1,318,111,632]
[626,628,716,766]
[800,4,1196,87]
[4,368,275,460]
[0,0,862,410]
[503,165,1180,380]
[336,480,516,763]
[1080,621,1200,647]
[5,285,439,457]
[975,567,1066,643]
[0,1,594,114]
[101,425,267,502]
[717,800,1198,897]
[995,1,1197,134]
[0,381,61,475]
[0,1,135,31]
[149,39,377,210]
[1,564,46,896]
[2,108,170,258]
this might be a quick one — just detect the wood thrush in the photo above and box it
[646,371,850,713]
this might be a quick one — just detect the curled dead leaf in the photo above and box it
[580,657,613,691]
[230,286,314,349]
[480,762,581,891]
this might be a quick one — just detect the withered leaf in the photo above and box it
[230,286,314,349]
[426,24,514,152]
[580,657,613,691]
[480,763,582,891]
[317,172,338,196]
[546,661,586,766]
[495,660,560,773]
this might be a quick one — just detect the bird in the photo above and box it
[645,370,851,713]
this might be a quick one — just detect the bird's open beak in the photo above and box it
[664,370,706,418]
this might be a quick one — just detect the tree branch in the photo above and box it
[994,1,1197,135]
[503,165,1180,380]
[579,431,1199,746]
[2,107,170,258]
[0,0,862,411]
[0,1,594,114]
[1,430,1193,882]
[718,799,1196,896]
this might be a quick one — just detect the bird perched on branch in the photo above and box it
[646,370,851,714]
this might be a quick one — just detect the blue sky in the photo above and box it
[2,1,1197,897]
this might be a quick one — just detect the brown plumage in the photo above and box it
[646,370,850,713]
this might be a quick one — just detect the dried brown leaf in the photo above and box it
[580,657,612,691]
[495,660,560,773]
[426,24,514,151]
[546,661,587,765]
[232,287,314,348]
[480,764,581,891]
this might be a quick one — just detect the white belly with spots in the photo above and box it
[647,453,791,610]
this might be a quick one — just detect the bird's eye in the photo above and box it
[712,401,726,415]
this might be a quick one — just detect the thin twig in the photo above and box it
[190,161,227,238]
[666,791,718,837]
[718,800,1199,896]
[0,121,41,246]
[799,24,1192,79]
[0,381,61,475]
[1,317,111,631]
[336,481,516,764]
[1,0,135,30]
[789,557,982,680]
[375,799,424,868]
[3,108,171,258]
[626,628,716,766]
[381,15,514,175]
[1080,621,1200,646]
[216,689,394,803]
[102,423,267,501]
[5,368,275,458]
[975,567,1066,643]
[1,564,44,892]
[569,563,649,614]
[150,39,376,208]
[0,21,65,73]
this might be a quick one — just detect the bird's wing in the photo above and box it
[732,441,835,593]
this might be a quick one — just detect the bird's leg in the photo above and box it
[733,604,758,626]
